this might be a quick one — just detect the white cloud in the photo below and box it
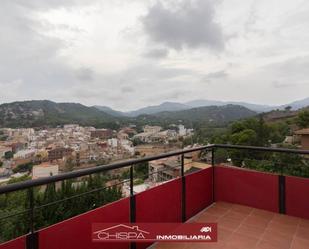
[0,0,308,111]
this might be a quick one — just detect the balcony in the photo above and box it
[0,144,309,249]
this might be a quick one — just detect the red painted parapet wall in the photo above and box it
[0,236,25,249]
[0,168,214,249]
[214,165,279,212]
[39,197,131,249]
[135,177,182,249]
[2,165,308,249]
[186,167,213,218]
[286,176,309,219]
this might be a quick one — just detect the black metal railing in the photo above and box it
[1,144,309,249]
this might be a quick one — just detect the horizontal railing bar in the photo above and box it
[1,144,308,195]
[0,145,213,194]
[33,180,128,211]
[214,144,309,154]
[0,209,30,221]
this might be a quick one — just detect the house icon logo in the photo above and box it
[93,224,150,241]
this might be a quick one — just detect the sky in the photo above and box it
[0,0,309,111]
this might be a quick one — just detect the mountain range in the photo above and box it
[94,97,309,117]
[0,100,256,128]
[0,97,308,128]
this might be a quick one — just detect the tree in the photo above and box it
[296,110,309,128]
[231,129,257,146]
[64,157,75,172]
[134,162,149,180]
[285,106,292,111]
[4,151,14,160]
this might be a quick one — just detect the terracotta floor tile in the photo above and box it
[235,223,265,239]
[242,215,270,229]
[256,240,284,249]
[194,213,220,223]
[189,241,225,249]
[291,238,309,249]
[218,217,242,231]
[218,228,234,242]
[296,227,309,241]
[251,209,275,220]
[272,214,300,226]
[267,220,298,237]
[261,229,293,249]
[214,202,234,210]
[224,232,258,249]
[207,206,230,217]
[299,219,309,229]
[222,211,248,222]
[231,204,254,215]
[154,204,309,249]
[153,242,189,249]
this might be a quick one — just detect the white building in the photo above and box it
[178,125,187,136]
[108,138,118,148]
[13,149,36,159]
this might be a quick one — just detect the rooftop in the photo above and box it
[295,128,309,135]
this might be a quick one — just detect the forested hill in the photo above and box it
[0,101,257,128]
[0,100,117,128]
[153,105,257,125]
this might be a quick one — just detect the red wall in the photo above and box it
[135,178,182,223]
[215,166,278,212]
[286,176,309,219]
[135,178,182,249]
[0,236,25,249]
[39,197,130,249]
[186,167,213,219]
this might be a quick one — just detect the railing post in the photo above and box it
[211,148,215,203]
[26,187,38,249]
[181,154,186,222]
[278,165,286,214]
[130,166,136,249]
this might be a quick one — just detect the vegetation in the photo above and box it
[296,110,309,128]
[12,163,33,173]
[0,101,256,129]
[120,162,149,181]
[4,151,14,160]
[0,174,122,243]
[207,113,309,177]
[0,100,119,128]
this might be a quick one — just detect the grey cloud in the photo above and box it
[121,86,135,93]
[75,68,95,82]
[69,62,198,109]
[205,70,228,79]
[272,81,293,88]
[141,0,224,51]
[201,70,228,83]
[272,80,307,89]
[0,1,97,102]
[144,48,169,58]
[261,56,309,81]
[8,0,93,10]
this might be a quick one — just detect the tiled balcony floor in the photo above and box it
[152,202,309,249]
